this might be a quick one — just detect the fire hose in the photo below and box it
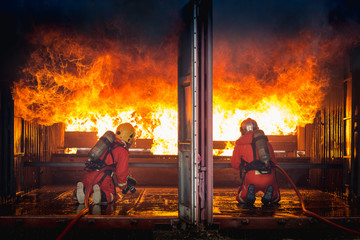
[56,168,114,240]
[56,164,360,238]
[56,168,136,239]
[274,164,360,236]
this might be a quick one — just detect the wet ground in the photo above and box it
[214,188,355,218]
[0,186,179,216]
[0,186,356,218]
[1,186,360,239]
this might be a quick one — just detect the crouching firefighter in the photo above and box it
[231,118,280,205]
[73,123,137,205]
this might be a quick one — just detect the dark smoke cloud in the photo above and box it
[1,0,188,43]
[214,0,360,39]
[212,0,360,86]
[2,0,359,51]
[0,0,189,86]
[1,0,359,87]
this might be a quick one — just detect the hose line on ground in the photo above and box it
[274,164,360,236]
[56,169,110,240]
[57,164,360,238]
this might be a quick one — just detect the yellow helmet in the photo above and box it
[115,123,135,146]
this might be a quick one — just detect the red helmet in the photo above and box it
[240,118,259,135]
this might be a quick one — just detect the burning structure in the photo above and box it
[1,0,360,238]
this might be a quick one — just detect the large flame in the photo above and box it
[12,27,354,155]
[213,33,328,139]
[13,27,178,154]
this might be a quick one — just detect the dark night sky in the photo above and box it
[0,0,359,88]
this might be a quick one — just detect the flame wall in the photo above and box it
[11,2,360,155]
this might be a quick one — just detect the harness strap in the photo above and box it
[251,142,257,165]
[100,142,127,168]
[101,148,112,165]
[109,150,115,165]
[239,141,274,178]
[94,169,117,202]
[97,170,113,185]
[96,142,127,197]
[240,158,245,179]
[245,160,272,173]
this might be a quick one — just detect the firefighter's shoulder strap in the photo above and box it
[97,170,113,185]
[239,142,273,177]
[85,142,127,171]
[239,157,246,179]
[103,141,128,166]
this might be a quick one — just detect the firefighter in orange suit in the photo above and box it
[74,123,136,205]
[231,118,280,205]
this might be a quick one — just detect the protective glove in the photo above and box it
[127,176,137,186]
[122,176,137,194]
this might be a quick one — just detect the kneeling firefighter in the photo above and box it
[231,118,280,205]
[73,123,137,205]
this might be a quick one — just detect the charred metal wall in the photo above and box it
[350,47,360,200]
[310,86,345,196]
[310,48,360,199]
[13,120,64,193]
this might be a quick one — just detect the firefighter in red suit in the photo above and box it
[231,118,280,205]
[74,123,136,205]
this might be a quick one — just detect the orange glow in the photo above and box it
[212,30,352,145]
[12,28,352,155]
[13,27,179,154]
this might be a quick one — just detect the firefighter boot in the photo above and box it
[261,185,274,205]
[246,184,255,205]
[76,182,85,204]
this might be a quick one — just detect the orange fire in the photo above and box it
[12,27,353,155]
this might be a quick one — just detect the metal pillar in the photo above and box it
[350,48,360,200]
[178,0,213,227]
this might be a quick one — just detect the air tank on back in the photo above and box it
[88,131,115,161]
[253,129,271,164]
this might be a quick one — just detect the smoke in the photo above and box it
[213,0,360,64]
[5,0,360,131]
[214,0,360,39]
[2,0,359,79]
[1,0,188,45]
[213,0,360,86]
[0,0,188,88]
[211,0,360,130]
